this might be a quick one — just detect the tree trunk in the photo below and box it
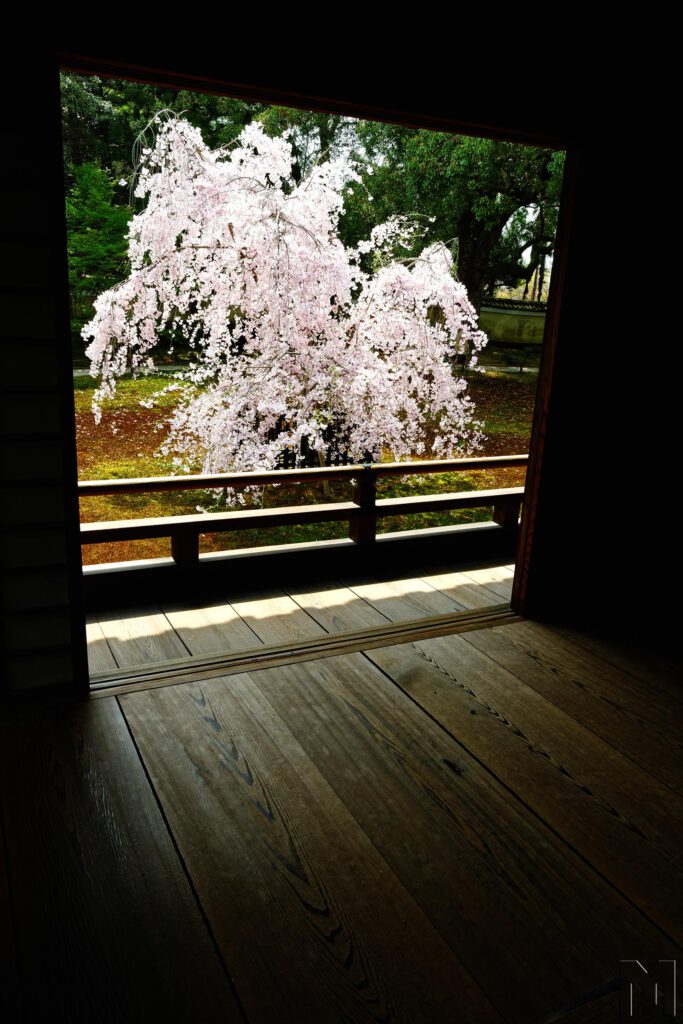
[317,449,331,499]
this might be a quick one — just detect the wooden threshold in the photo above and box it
[89,602,518,697]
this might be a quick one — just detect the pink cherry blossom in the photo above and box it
[83,115,488,490]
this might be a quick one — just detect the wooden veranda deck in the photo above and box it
[86,560,518,686]
[2,557,681,1022]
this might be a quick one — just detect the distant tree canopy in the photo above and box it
[64,164,131,332]
[60,72,259,176]
[340,123,565,310]
[61,72,565,340]
[61,73,267,347]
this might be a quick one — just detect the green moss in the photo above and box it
[73,374,195,413]
[376,472,477,498]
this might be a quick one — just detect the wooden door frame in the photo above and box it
[56,53,577,646]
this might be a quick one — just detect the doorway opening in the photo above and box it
[58,64,567,686]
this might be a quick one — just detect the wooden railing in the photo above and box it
[79,454,528,567]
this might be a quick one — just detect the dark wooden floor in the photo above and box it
[2,566,681,1022]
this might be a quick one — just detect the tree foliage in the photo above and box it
[84,116,488,482]
[61,72,260,176]
[62,73,564,348]
[65,163,131,330]
[341,123,565,309]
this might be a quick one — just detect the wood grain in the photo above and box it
[0,699,240,1023]
[239,652,674,1022]
[96,605,189,666]
[366,633,683,943]
[120,674,502,1024]
[85,563,517,675]
[497,620,683,724]
[163,599,261,656]
[492,621,683,794]
[91,605,518,695]
[542,622,683,708]
[229,590,327,645]
[543,990,621,1022]
[288,581,389,632]
[420,569,506,609]
[544,987,663,1022]
[85,615,118,673]
[456,563,515,601]
[348,575,466,620]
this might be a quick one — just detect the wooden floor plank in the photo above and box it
[287,581,390,632]
[236,652,674,1023]
[457,563,515,583]
[543,622,683,703]
[544,986,665,1022]
[416,560,515,597]
[90,605,517,696]
[419,569,506,609]
[470,625,683,795]
[491,622,683,794]
[229,589,327,645]
[97,605,189,666]
[543,990,621,1022]
[365,633,683,944]
[0,699,240,1023]
[163,599,262,656]
[456,563,515,601]
[498,620,683,721]
[348,575,466,620]
[85,563,517,672]
[85,616,119,673]
[120,675,502,1024]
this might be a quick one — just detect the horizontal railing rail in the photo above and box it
[79,454,528,566]
[78,455,528,495]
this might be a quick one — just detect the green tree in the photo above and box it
[341,123,565,310]
[60,75,565,339]
[65,163,131,334]
[60,73,124,173]
[61,72,263,185]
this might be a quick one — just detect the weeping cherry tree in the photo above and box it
[83,114,488,496]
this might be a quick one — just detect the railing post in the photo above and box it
[171,529,199,567]
[349,466,377,545]
[493,497,522,531]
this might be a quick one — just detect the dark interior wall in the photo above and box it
[521,125,674,640]
[1,61,88,695]
[0,52,669,693]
